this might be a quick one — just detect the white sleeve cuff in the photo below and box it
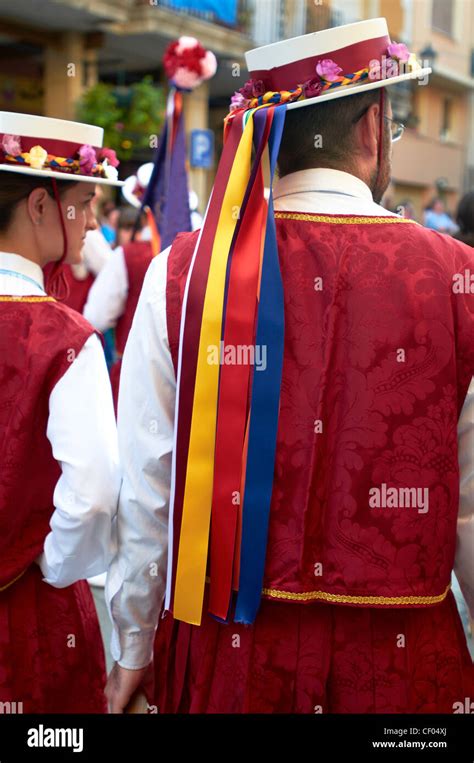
[111,628,157,670]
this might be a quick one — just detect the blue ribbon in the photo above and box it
[234,104,287,624]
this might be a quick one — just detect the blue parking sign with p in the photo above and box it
[190,129,214,168]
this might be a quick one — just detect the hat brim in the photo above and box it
[0,164,125,186]
[285,67,432,111]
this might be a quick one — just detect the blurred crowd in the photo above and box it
[385,191,474,247]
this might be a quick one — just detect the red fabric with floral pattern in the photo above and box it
[166,216,474,606]
[0,298,107,712]
[156,215,474,713]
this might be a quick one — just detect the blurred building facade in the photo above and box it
[0,0,473,218]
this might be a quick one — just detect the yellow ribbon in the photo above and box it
[173,111,256,625]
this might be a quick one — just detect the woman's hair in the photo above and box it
[456,191,474,234]
[0,174,79,233]
[117,204,145,231]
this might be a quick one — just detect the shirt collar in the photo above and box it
[0,251,45,291]
[273,168,374,203]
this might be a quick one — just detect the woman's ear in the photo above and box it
[27,187,49,226]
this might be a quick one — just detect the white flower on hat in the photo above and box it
[29,145,48,170]
[102,158,118,181]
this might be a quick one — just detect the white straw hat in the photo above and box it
[0,111,124,186]
[232,18,431,113]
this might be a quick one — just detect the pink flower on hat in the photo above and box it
[387,42,410,62]
[316,59,342,82]
[78,144,97,175]
[99,147,119,168]
[230,92,250,111]
[2,134,22,156]
[303,76,323,98]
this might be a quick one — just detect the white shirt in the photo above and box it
[0,251,121,587]
[69,228,113,283]
[83,247,128,332]
[107,168,474,669]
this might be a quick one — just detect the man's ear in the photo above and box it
[356,102,380,158]
[27,187,49,226]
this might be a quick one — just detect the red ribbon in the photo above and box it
[208,108,274,619]
[169,113,245,610]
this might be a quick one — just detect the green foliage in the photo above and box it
[76,76,165,160]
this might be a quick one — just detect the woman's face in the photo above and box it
[61,182,98,264]
[28,181,98,266]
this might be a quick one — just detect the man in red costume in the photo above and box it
[106,18,474,713]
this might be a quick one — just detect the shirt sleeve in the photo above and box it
[83,247,128,332]
[36,332,121,587]
[105,245,175,670]
[455,377,474,619]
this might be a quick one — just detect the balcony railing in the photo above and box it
[134,0,252,34]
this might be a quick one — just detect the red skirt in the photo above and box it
[153,589,474,713]
[0,564,107,713]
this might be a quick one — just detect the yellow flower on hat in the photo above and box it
[29,145,48,169]
[407,53,422,73]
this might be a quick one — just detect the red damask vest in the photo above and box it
[0,296,95,588]
[115,240,154,357]
[110,240,154,410]
[166,213,474,610]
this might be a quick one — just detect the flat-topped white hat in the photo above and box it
[121,162,154,208]
[0,111,124,186]
[231,18,431,112]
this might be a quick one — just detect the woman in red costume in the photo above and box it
[0,111,123,712]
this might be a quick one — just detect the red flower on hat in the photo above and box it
[252,79,266,97]
[238,78,266,99]
[99,147,119,168]
[239,79,256,99]
[303,76,323,98]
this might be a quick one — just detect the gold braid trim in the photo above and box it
[274,212,419,225]
[204,576,450,606]
[0,568,28,592]
[0,296,55,302]
[261,583,451,605]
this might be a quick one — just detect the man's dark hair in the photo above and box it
[278,88,389,177]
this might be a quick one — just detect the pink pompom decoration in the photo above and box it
[200,50,217,80]
[176,36,199,53]
[387,42,410,62]
[316,58,343,82]
[78,144,97,174]
[2,134,22,156]
[172,67,202,90]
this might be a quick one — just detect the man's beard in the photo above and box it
[370,159,390,204]
[370,133,391,203]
